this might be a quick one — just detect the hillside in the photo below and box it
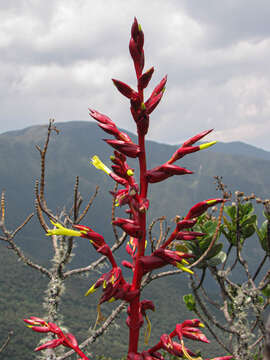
[0,121,270,359]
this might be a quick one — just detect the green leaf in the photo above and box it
[183,294,196,311]
[241,202,253,216]
[224,205,236,220]
[205,243,223,260]
[242,225,255,238]
[207,251,226,266]
[175,244,189,253]
[240,214,257,227]
[263,210,270,221]
[262,285,270,298]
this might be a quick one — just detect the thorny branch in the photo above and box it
[0,330,14,354]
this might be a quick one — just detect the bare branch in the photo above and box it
[12,213,34,238]
[73,176,79,222]
[76,186,99,224]
[1,190,5,224]
[0,330,14,354]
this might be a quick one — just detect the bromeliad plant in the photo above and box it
[25,18,233,360]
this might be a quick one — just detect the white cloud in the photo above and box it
[0,0,270,151]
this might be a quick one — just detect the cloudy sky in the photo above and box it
[1,0,270,150]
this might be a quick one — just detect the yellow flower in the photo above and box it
[46,221,84,237]
[91,155,111,175]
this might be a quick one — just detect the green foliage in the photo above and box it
[185,214,226,268]
[221,201,257,246]
[183,294,196,311]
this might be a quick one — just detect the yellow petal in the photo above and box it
[181,339,203,360]
[199,141,217,150]
[127,169,134,176]
[91,155,111,175]
[181,259,189,265]
[85,283,97,296]
[144,314,152,345]
[176,262,194,274]
[207,199,218,205]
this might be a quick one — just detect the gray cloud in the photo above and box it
[0,0,270,151]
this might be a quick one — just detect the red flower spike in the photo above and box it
[146,164,193,183]
[138,67,154,91]
[104,139,140,158]
[112,79,137,100]
[182,129,214,148]
[185,198,224,219]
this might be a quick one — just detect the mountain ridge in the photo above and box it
[1,120,270,161]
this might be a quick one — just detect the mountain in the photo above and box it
[0,121,269,359]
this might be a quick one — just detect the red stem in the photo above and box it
[128,111,149,353]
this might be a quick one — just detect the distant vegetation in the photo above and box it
[0,122,270,359]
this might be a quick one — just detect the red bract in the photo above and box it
[182,129,213,148]
[185,198,224,219]
[176,231,206,240]
[90,108,132,142]
[73,224,105,249]
[112,79,138,100]
[138,67,154,91]
[24,318,89,359]
[174,322,210,343]
[176,219,197,231]
[146,164,193,183]
[129,17,145,77]
[159,334,196,358]
[113,218,142,238]
[104,139,140,158]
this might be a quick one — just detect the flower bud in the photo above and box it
[104,139,140,158]
[112,79,137,99]
[113,218,142,238]
[146,164,193,183]
[138,67,154,90]
[182,129,213,148]
[185,199,224,219]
